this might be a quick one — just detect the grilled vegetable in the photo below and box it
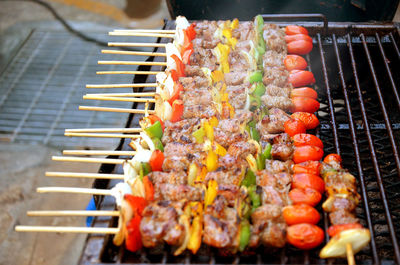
[284,54,308,71]
[285,25,309,35]
[145,121,163,139]
[142,176,154,201]
[293,161,321,175]
[289,188,322,207]
[293,145,324,164]
[288,70,315,87]
[205,179,218,207]
[290,111,319,129]
[292,173,325,194]
[291,97,320,113]
[287,223,324,250]
[291,87,318,100]
[239,220,251,251]
[170,99,184,122]
[285,34,313,43]
[324,153,342,164]
[284,119,306,137]
[287,40,313,55]
[328,223,363,237]
[149,150,164,171]
[293,133,323,149]
[283,204,320,225]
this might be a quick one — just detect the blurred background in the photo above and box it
[0,1,399,265]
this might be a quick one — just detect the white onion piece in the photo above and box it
[244,90,251,110]
[174,16,190,47]
[111,182,132,207]
[166,43,182,71]
[140,131,155,151]
[162,101,173,121]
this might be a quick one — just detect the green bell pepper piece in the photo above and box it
[256,153,265,170]
[239,220,251,252]
[254,15,264,34]
[247,119,257,128]
[152,137,164,152]
[139,162,152,178]
[242,169,256,187]
[263,143,272,160]
[248,185,261,209]
[250,126,260,142]
[144,121,163,139]
[253,82,266,97]
[249,71,263,84]
[249,95,261,111]
[192,127,205,144]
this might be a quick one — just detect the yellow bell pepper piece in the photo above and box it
[188,163,199,186]
[209,116,219,127]
[216,43,230,73]
[206,150,218,172]
[246,154,258,172]
[214,142,227,156]
[195,166,208,183]
[204,120,214,141]
[221,62,230,74]
[205,179,218,207]
[230,18,239,29]
[211,70,224,83]
[221,92,229,102]
[187,215,203,254]
[190,201,203,216]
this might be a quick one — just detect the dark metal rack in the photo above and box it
[79,15,400,265]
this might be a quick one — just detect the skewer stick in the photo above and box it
[52,156,125,164]
[86,83,157,88]
[346,243,356,265]
[62,149,136,155]
[108,42,167,48]
[98,60,167,66]
[112,29,175,34]
[65,132,141,138]
[27,210,119,217]
[15,226,118,234]
[83,95,155,103]
[79,106,155,114]
[65,128,142,133]
[109,32,174,38]
[101,50,166,57]
[84,92,156,97]
[46,171,124,179]
[96,70,162,75]
[37,187,113,195]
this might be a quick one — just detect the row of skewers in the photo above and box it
[16,15,370,262]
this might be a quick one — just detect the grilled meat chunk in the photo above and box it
[227,141,257,159]
[265,84,292,97]
[154,183,202,201]
[263,24,287,53]
[183,104,217,119]
[179,76,209,91]
[329,210,359,225]
[190,48,218,70]
[271,144,293,161]
[214,118,249,148]
[261,95,293,111]
[148,171,187,185]
[257,107,290,135]
[224,71,248,86]
[162,119,201,144]
[262,66,288,87]
[263,50,286,68]
[265,159,293,174]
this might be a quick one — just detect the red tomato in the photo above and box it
[167,83,183,105]
[285,34,313,43]
[182,49,193,65]
[142,176,154,201]
[284,55,308,71]
[327,223,363,237]
[284,119,306,137]
[170,99,184,122]
[289,188,322,207]
[291,112,319,129]
[287,223,324,250]
[149,150,164,171]
[293,145,324,164]
[292,97,320,113]
[292,173,325,194]
[291,87,318,100]
[288,40,313,55]
[125,214,142,252]
[285,25,309,35]
[146,114,165,131]
[283,204,321,225]
[289,70,315,87]
[293,134,324,149]
[293,161,321,176]
[323,154,342,164]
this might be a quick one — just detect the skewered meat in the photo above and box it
[154,183,202,201]
[257,107,290,135]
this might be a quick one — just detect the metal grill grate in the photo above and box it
[0,29,155,149]
[79,18,400,265]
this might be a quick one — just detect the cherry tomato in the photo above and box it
[285,25,309,35]
[327,223,363,237]
[170,99,184,122]
[291,112,319,129]
[149,150,164,171]
[293,161,321,176]
[323,154,342,165]
[285,34,313,43]
[289,70,315,87]
[146,114,165,131]
[291,97,320,113]
[293,145,324,164]
[289,188,322,207]
[291,87,318,100]
[287,223,324,250]
[283,204,321,225]
[284,119,306,137]
[284,55,308,71]
[287,40,313,55]
[293,134,324,149]
[167,83,183,105]
[293,173,325,194]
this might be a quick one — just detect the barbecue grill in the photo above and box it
[73,14,400,265]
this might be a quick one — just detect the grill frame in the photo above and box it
[78,15,400,265]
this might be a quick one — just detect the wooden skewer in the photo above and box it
[109,32,174,38]
[98,60,167,66]
[96,70,162,75]
[108,42,167,48]
[112,29,175,34]
[83,95,155,103]
[346,243,356,265]
[84,92,156,97]
[65,128,142,133]
[46,171,124,179]
[86,83,157,88]
[65,132,141,138]
[62,150,136,156]
[101,50,166,57]
[52,156,125,164]
[37,187,113,195]
[79,106,155,114]
[15,226,118,234]
[27,210,119,217]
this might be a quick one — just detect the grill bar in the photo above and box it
[331,34,379,264]
[347,34,400,264]
[360,34,400,177]
[389,32,400,58]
